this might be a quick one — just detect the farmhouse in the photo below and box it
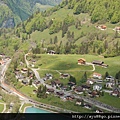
[76,99,83,105]
[78,58,86,65]
[98,25,107,30]
[45,73,53,79]
[93,72,102,79]
[21,68,28,74]
[92,60,104,65]
[47,50,55,55]
[86,79,94,85]
[60,73,70,79]
[47,88,54,93]
[51,80,62,87]
[74,86,83,94]
[111,88,120,97]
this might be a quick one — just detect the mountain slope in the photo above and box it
[0,0,62,28]
[14,0,120,57]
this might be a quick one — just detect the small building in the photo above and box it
[76,99,83,105]
[98,25,107,30]
[93,72,102,79]
[88,90,100,98]
[86,79,94,85]
[65,95,75,101]
[21,68,28,74]
[111,88,120,97]
[81,84,90,90]
[106,82,115,89]
[114,27,120,31]
[92,61,104,65]
[47,88,54,93]
[51,80,62,87]
[74,86,83,94]
[93,84,102,91]
[22,79,29,85]
[68,82,76,86]
[45,73,53,80]
[47,50,55,55]
[84,104,92,109]
[60,73,70,79]
[78,58,86,65]
[56,91,64,96]
[106,76,114,82]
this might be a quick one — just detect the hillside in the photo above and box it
[13,0,120,58]
[0,0,62,28]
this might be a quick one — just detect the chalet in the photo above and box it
[56,91,64,96]
[33,80,40,85]
[76,99,83,105]
[111,88,120,97]
[65,95,75,101]
[92,60,104,65]
[47,50,55,55]
[86,79,94,85]
[16,74,25,81]
[106,76,114,82]
[78,58,86,65]
[47,88,54,93]
[74,86,83,94]
[93,72,102,79]
[45,73,53,80]
[68,82,76,86]
[21,68,28,74]
[93,84,102,91]
[33,90,37,94]
[84,104,92,109]
[114,27,120,31]
[60,73,70,79]
[106,82,115,89]
[98,25,107,30]
[88,91,100,98]
[81,84,90,90]
[96,109,103,113]
[61,86,68,91]
[51,80,62,87]
[22,79,29,85]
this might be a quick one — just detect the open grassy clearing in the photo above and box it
[34,54,120,78]
[19,85,37,97]
[0,104,4,113]
[31,94,92,113]
[95,93,120,109]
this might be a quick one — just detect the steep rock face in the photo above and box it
[0,0,62,28]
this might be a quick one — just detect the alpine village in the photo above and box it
[0,0,120,117]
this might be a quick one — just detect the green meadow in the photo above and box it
[29,54,120,84]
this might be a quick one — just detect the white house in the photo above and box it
[106,82,115,89]
[93,84,102,91]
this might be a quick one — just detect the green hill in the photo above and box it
[0,0,62,28]
[14,0,120,57]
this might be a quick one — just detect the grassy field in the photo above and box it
[96,93,120,109]
[0,104,4,113]
[19,85,37,97]
[32,94,92,113]
[31,54,120,84]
